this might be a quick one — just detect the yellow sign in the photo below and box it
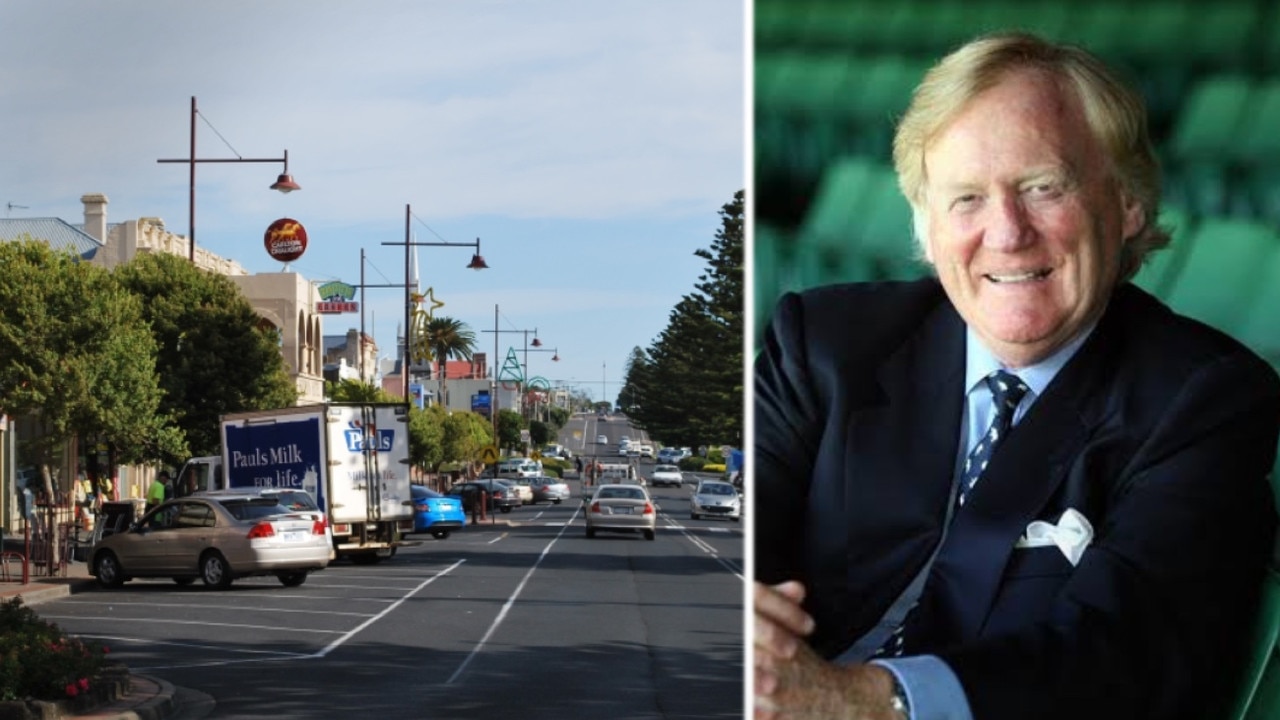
[479,445,500,464]
[530,450,543,461]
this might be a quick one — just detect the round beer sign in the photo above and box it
[264,218,308,262]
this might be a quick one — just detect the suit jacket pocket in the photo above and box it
[980,546,1076,637]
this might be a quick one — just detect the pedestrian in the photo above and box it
[146,471,172,513]
[575,456,584,476]
[754,32,1280,720]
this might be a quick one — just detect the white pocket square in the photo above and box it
[1014,507,1094,567]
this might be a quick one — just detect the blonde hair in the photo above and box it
[892,32,1168,281]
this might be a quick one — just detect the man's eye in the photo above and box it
[950,195,980,210]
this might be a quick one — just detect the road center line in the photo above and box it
[447,505,583,684]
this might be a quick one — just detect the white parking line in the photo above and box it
[315,558,465,657]
[447,505,584,684]
[56,600,375,617]
[662,517,744,580]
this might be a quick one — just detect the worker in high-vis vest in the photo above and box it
[146,471,171,512]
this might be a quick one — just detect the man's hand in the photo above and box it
[754,581,902,720]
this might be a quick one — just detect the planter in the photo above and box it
[0,663,130,720]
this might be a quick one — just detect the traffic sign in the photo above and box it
[479,445,500,464]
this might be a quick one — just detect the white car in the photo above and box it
[596,434,609,444]
[649,464,684,488]
[639,445,654,459]
[690,480,741,522]
[585,483,656,541]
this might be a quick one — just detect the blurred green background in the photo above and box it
[753,0,1280,376]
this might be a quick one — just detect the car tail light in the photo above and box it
[414,502,430,511]
[591,502,601,512]
[312,516,327,535]
[247,522,275,539]
[643,502,654,515]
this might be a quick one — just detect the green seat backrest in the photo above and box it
[1161,219,1279,337]
[1168,75,1254,162]
[1231,568,1280,720]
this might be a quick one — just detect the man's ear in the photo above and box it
[1121,194,1145,241]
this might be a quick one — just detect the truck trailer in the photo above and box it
[177,403,414,563]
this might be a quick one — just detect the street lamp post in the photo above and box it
[351,248,415,383]
[381,203,488,403]
[157,96,300,263]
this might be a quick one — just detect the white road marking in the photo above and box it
[447,505,584,684]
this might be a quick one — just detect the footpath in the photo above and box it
[0,544,210,720]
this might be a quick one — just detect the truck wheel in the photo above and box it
[500,505,513,514]
[586,527,596,539]
[277,572,308,587]
[349,553,380,565]
[200,551,233,589]
[94,552,125,588]
[553,499,562,505]
[644,529,656,541]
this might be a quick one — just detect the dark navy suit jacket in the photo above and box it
[754,279,1280,720]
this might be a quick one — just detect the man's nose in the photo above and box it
[983,192,1034,251]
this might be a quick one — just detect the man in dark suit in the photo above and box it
[753,33,1280,720]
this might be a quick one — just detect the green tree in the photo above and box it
[0,239,184,508]
[408,405,446,474]
[425,316,477,409]
[627,190,743,448]
[497,409,525,453]
[529,420,551,446]
[547,406,570,431]
[114,252,297,462]
[327,378,398,403]
[442,410,492,476]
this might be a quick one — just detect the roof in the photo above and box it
[0,218,103,260]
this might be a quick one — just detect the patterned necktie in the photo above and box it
[957,370,1030,507]
[876,370,1029,658]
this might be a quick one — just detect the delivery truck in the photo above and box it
[176,403,414,563]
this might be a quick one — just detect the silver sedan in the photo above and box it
[90,493,331,589]
[585,483,656,540]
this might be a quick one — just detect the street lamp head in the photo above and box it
[467,253,489,270]
[552,351,560,362]
[531,336,543,348]
[270,173,301,193]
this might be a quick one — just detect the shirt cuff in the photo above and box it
[870,655,973,720]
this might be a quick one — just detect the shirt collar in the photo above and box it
[964,323,1097,401]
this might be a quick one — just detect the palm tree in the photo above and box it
[425,316,477,409]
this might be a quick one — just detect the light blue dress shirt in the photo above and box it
[867,324,1096,720]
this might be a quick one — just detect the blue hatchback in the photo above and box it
[411,485,467,539]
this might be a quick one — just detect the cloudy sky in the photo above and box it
[1,1,745,403]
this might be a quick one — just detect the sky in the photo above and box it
[1,1,745,404]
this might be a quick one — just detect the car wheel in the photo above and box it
[172,577,196,586]
[553,499,562,505]
[431,529,451,540]
[732,516,740,523]
[500,505,513,514]
[200,551,232,589]
[690,512,699,520]
[94,552,125,588]
[277,572,308,587]
[586,527,596,539]
[644,529,655,541]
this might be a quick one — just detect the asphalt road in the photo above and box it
[35,419,743,719]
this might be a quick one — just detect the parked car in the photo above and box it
[649,464,684,488]
[503,476,536,505]
[90,492,331,589]
[447,479,521,514]
[639,445,655,459]
[689,480,741,522]
[596,434,609,444]
[195,487,334,559]
[410,485,466,539]
[527,476,570,504]
[656,447,680,464]
[542,444,572,460]
[495,459,541,480]
[585,483,656,541]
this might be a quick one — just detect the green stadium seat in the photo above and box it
[1161,218,1279,337]
[1132,206,1195,300]
[858,165,929,280]
[1232,249,1280,367]
[793,157,884,286]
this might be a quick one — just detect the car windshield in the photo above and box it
[699,483,736,496]
[656,465,679,473]
[218,497,302,520]
[598,487,645,500]
[412,485,444,499]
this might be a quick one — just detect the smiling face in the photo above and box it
[920,69,1143,368]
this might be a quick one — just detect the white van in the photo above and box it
[496,459,541,479]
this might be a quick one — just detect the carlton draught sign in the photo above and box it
[264,218,308,262]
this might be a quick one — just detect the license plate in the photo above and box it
[282,531,306,542]
[613,507,632,515]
